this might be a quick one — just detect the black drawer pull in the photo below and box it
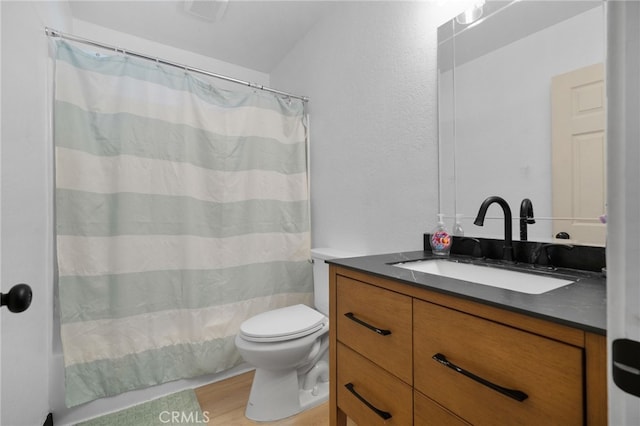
[344,382,392,420]
[344,312,391,336]
[432,353,528,402]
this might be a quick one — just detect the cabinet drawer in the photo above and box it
[337,342,412,426]
[414,390,470,426]
[336,275,412,383]
[414,299,583,425]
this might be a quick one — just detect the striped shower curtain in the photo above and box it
[53,40,313,407]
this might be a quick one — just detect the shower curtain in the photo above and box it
[53,40,313,407]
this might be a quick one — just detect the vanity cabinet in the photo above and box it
[329,265,607,426]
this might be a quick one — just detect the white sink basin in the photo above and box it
[393,259,574,294]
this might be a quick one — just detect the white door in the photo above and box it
[1,2,59,424]
[0,0,3,393]
[0,211,2,426]
[607,1,640,424]
[551,63,606,246]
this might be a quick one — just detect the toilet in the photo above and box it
[234,248,355,422]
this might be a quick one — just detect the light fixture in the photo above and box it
[456,1,486,25]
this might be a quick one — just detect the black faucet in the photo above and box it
[474,196,514,262]
[519,198,535,241]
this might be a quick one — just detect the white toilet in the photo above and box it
[234,248,355,422]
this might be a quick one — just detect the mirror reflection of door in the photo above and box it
[551,63,606,246]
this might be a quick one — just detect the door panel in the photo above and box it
[551,63,606,245]
[607,1,640,423]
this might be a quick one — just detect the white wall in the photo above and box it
[271,1,468,255]
[1,2,72,425]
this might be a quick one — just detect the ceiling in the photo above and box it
[68,1,336,73]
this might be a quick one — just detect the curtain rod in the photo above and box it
[45,27,309,102]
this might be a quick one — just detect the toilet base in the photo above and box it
[244,365,329,422]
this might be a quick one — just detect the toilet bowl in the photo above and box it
[234,304,330,421]
[234,248,357,422]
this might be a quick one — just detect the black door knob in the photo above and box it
[613,338,640,398]
[555,232,571,239]
[1,284,32,313]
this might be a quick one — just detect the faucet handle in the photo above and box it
[458,237,484,258]
[530,243,573,266]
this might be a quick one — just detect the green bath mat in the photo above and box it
[76,389,205,426]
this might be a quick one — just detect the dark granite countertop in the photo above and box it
[327,250,606,335]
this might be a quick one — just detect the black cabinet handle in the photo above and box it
[344,312,391,336]
[344,383,392,420]
[432,353,528,402]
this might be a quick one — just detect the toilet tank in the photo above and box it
[311,248,360,316]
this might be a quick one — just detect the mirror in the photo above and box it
[438,0,606,246]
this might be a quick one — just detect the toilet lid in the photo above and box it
[240,304,328,343]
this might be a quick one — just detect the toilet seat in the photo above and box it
[240,304,328,343]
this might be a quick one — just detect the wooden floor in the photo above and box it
[195,371,331,425]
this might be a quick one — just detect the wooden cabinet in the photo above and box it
[414,390,470,426]
[336,343,413,426]
[336,275,412,384]
[414,299,583,425]
[329,265,607,426]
